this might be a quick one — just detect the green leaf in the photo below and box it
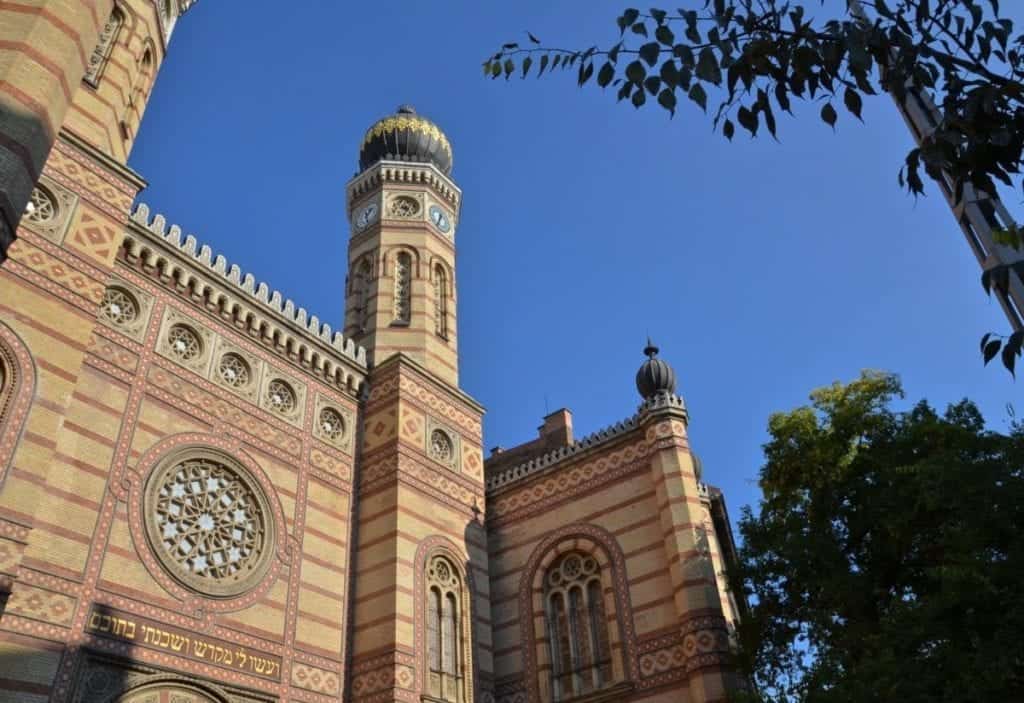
[632,88,647,108]
[655,24,675,46]
[644,76,662,95]
[688,83,707,111]
[775,82,792,113]
[650,8,667,24]
[723,118,735,140]
[503,58,514,79]
[597,62,615,88]
[984,339,1002,365]
[639,42,661,66]
[538,54,550,76]
[618,8,640,34]
[631,22,649,37]
[844,87,863,120]
[491,61,502,78]
[821,102,838,127]
[696,47,722,85]
[625,60,647,84]
[737,106,758,135]
[658,88,677,116]
[578,61,594,86]
[528,31,541,44]
[521,56,533,78]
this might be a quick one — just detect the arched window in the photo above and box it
[433,264,448,338]
[123,48,153,141]
[353,258,372,331]
[426,554,464,702]
[0,323,34,483]
[393,251,412,323]
[84,6,124,85]
[544,553,613,701]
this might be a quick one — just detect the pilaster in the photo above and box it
[639,395,735,701]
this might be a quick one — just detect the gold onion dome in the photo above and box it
[359,105,453,175]
[635,339,678,399]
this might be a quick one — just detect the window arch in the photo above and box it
[544,553,613,700]
[84,6,124,86]
[426,553,466,702]
[393,251,412,323]
[521,525,639,703]
[433,264,448,338]
[0,322,34,485]
[352,257,372,331]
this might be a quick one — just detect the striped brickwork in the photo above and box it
[0,0,114,259]
[485,403,740,703]
[349,354,490,703]
[345,163,462,387]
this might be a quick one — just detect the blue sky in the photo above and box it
[130,1,1021,525]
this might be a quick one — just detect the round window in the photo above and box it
[143,448,274,598]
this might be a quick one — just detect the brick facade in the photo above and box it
[0,5,742,702]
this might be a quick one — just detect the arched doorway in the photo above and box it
[115,682,223,703]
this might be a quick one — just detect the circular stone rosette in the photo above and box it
[130,434,287,608]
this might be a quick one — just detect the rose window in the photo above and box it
[389,195,421,218]
[218,353,250,388]
[167,325,201,361]
[144,451,273,597]
[319,408,345,441]
[429,429,454,464]
[99,287,139,328]
[266,379,296,415]
[26,187,57,224]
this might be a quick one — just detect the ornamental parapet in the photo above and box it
[346,160,461,211]
[121,203,367,393]
[485,392,701,495]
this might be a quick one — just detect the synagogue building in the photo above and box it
[0,2,741,701]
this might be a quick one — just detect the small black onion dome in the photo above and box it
[359,105,453,175]
[635,339,678,399]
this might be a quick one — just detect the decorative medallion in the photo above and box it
[217,352,250,388]
[143,447,275,598]
[19,175,78,244]
[25,186,58,224]
[266,379,296,415]
[166,324,202,361]
[388,195,421,219]
[429,429,454,465]
[318,407,345,441]
[99,286,139,328]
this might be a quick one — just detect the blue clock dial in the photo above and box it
[429,205,451,233]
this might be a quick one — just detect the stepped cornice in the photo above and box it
[346,160,461,212]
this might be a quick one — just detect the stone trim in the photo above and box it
[0,321,36,487]
[121,204,366,392]
[486,393,688,493]
[347,161,462,212]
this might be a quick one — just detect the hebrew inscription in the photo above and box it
[85,605,282,681]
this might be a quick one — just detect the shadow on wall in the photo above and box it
[0,602,263,702]
[0,100,49,259]
[464,509,490,703]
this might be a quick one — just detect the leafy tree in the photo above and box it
[485,2,1024,373]
[728,370,1024,702]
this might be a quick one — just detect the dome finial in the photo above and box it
[396,104,416,114]
[635,340,677,399]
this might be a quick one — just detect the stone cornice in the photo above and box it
[58,129,148,191]
[369,352,485,416]
[485,392,689,494]
[121,204,367,394]
[346,161,461,213]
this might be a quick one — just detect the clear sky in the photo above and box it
[129,1,1022,527]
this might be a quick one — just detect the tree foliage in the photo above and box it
[486,1,1024,374]
[729,370,1024,702]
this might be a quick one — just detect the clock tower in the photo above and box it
[344,105,462,386]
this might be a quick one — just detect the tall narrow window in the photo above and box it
[352,258,372,331]
[85,7,124,86]
[433,264,448,338]
[393,252,412,324]
[426,555,464,702]
[544,553,613,701]
[123,48,153,140]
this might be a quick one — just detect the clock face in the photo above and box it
[429,205,451,234]
[355,202,378,230]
